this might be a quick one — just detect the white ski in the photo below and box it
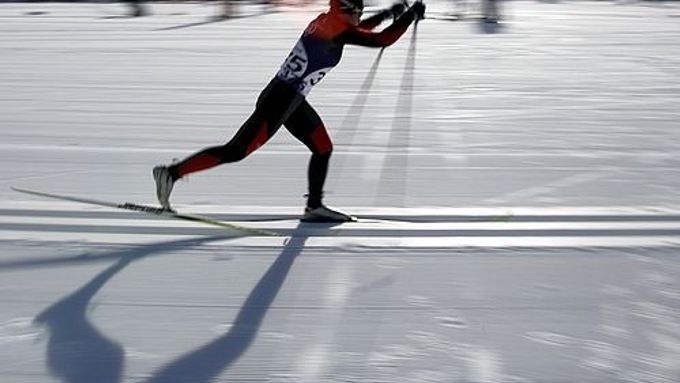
[11,187,281,237]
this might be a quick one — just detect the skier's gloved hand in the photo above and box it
[410,1,426,20]
[389,1,408,19]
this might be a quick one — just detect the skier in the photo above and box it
[153,0,426,222]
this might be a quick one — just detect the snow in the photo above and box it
[1,1,680,382]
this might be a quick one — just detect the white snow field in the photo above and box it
[1,0,680,382]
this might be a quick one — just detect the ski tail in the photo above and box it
[11,187,123,210]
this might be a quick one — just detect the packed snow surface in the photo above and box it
[1,1,680,382]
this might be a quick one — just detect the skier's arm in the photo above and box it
[338,3,423,48]
[358,1,408,30]
[357,10,392,30]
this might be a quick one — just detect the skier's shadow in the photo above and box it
[32,235,231,383]
[144,222,316,383]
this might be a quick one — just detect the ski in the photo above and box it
[10,187,281,237]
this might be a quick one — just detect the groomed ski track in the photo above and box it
[3,202,680,248]
[2,1,680,383]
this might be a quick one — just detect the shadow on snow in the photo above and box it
[31,223,319,383]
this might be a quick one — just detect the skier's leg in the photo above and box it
[285,100,354,222]
[169,112,273,180]
[154,78,302,209]
[153,111,272,210]
[284,99,333,208]
[168,79,302,180]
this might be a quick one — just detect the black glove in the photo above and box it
[389,1,408,19]
[410,1,426,20]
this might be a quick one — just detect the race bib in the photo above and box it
[278,40,308,82]
[297,68,331,96]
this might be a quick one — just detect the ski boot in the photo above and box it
[302,204,357,223]
[153,165,175,211]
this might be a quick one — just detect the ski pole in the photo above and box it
[328,49,385,189]
[376,4,421,206]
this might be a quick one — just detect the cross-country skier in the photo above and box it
[153,0,426,222]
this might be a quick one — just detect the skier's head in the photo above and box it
[330,0,364,16]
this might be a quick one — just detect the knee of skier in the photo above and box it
[311,126,333,155]
[318,142,333,156]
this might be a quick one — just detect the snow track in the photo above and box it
[2,203,680,248]
[2,1,680,382]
